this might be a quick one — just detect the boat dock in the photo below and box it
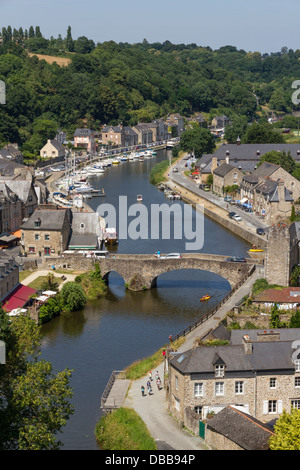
[100,370,131,413]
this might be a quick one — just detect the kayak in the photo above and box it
[200,295,211,301]
[249,249,264,252]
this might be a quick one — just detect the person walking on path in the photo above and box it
[141,385,145,397]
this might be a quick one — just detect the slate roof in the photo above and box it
[242,161,280,184]
[74,128,94,137]
[230,328,300,344]
[170,341,296,375]
[213,162,237,177]
[21,209,69,231]
[71,212,102,236]
[3,180,36,203]
[206,405,274,450]
[254,179,294,202]
[214,143,300,161]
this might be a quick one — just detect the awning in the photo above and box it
[42,290,57,296]
[2,284,37,312]
[36,295,49,302]
[240,197,248,204]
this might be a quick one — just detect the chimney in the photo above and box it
[211,157,218,173]
[257,330,280,342]
[277,180,285,202]
[242,334,253,354]
[256,150,260,157]
[236,136,241,145]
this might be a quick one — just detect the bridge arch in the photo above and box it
[99,255,253,292]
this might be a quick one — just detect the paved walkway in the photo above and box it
[21,269,76,289]
[124,268,261,450]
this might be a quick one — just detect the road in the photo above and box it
[168,156,269,236]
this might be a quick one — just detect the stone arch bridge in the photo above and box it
[99,253,254,291]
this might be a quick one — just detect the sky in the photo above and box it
[0,0,299,53]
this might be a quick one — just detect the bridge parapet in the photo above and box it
[99,254,255,291]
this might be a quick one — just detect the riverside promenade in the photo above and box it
[123,266,262,450]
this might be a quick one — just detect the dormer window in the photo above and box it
[34,218,41,228]
[215,364,225,377]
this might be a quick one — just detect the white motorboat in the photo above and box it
[137,194,143,202]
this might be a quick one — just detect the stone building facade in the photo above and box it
[168,330,300,425]
[20,208,71,257]
[212,162,243,195]
[0,252,19,301]
[265,222,299,286]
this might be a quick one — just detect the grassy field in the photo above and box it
[28,53,71,66]
[27,275,63,291]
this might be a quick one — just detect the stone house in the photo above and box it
[240,161,300,205]
[40,139,66,159]
[0,252,20,304]
[55,129,67,145]
[168,329,300,425]
[74,128,96,153]
[101,125,138,148]
[20,208,71,257]
[0,182,23,234]
[1,180,38,219]
[0,143,24,164]
[166,113,184,137]
[210,115,230,130]
[152,118,168,141]
[132,124,153,145]
[212,161,243,195]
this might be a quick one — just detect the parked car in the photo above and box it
[226,257,247,263]
[173,167,178,172]
[160,253,182,259]
[224,195,232,202]
[228,212,236,218]
[204,185,210,191]
[256,227,265,235]
[232,214,242,221]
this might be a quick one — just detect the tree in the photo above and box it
[242,122,284,144]
[180,126,215,158]
[269,303,281,328]
[41,273,59,292]
[60,282,87,311]
[0,311,73,449]
[269,408,300,450]
[65,26,74,52]
[259,150,295,174]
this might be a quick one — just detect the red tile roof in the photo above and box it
[254,287,300,303]
[2,284,37,312]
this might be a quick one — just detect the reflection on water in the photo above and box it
[40,150,250,449]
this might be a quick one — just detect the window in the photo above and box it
[295,377,300,388]
[291,399,300,410]
[215,382,224,396]
[175,397,180,411]
[35,234,39,240]
[194,383,203,397]
[44,247,50,256]
[45,234,50,240]
[175,376,178,391]
[194,406,202,415]
[29,246,35,253]
[270,378,277,389]
[295,360,300,372]
[215,365,225,377]
[268,400,277,414]
[235,381,244,394]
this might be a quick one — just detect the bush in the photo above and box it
[60,282,87,311]
[39,296,62,324]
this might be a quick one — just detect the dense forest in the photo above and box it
[1,25,300,156]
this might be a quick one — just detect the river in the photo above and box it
[40,149,250,449]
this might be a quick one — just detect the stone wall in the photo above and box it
[265,223,298,286]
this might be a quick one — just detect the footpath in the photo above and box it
[123,154,267,450]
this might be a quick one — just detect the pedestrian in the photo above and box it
[148,371,152,381]
[156,378,161,390]
[141,385,145,396]
[155,370,159,380]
